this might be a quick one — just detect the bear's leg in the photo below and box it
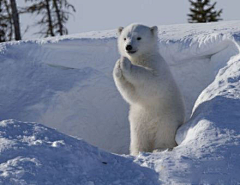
[129,122,154,156]
[153,120,178,150]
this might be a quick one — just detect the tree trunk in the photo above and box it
[45,0,54,36]
[9,0,21,40]
[4,0,13,40]
[53,0,63,35]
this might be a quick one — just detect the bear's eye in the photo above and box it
[137,37,141,40]
[124,38,126,41]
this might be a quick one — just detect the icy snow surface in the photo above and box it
[0,21,240,184]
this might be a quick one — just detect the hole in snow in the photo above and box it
[163,37,239,120]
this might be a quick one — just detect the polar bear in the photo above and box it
[113,24,185,156]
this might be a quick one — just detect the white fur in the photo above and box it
[113,24,185,156]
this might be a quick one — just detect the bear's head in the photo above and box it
[117,24,158,59]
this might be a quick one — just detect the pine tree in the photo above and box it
[52,0,76,35]
[23,0,75,37]
[188,0,223,23]
[0,0,22,42]
[23,0,55,37]
[0,0,11,42]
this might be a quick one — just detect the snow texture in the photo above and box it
[0,21,240,184]
[136,51,240,184]
[1,21,240,155]
[0,119,159,185]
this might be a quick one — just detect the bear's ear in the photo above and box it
[150,26,158,35]
[118,27,124,35]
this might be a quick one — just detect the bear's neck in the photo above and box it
[129,50,161,68]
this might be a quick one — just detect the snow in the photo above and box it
[0,119,159,185]
[0,37,129,154]
[0,21,240,184]
[136,53,240,184]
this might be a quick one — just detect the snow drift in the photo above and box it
[136,51,240,184]
[0,119,159,185]
[0,21,240,184]
[1,21,240,155]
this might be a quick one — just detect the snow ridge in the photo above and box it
[0,21,240,184]
[135,52,240,184]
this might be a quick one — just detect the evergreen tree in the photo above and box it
[23,0,55,37]
[0,0,11,42]
[23,0,75,37]
[188,0,222,23]
[0,0,21,42]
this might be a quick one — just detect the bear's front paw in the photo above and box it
[120,57,131,72]
[113,60,122,78]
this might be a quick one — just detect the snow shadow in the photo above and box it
[163,35,240,119]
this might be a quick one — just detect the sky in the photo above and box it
[18,0,240,39]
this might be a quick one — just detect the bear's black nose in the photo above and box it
[126,45,132,51]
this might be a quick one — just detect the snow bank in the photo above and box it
[0,21,240,155]
[135,51,240,184]
[0,119,159,185]
[0,21,240,184]
[0,38,129,154]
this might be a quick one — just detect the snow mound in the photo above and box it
[0,21,240,184]
[0,119,159,185]
[135,49,240,184]
[0,21,240,155]
[0,38,129,154]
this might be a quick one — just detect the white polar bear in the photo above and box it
[113,24,185,156]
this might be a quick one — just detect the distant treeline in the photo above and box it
[0,0,223,43]
[0,0,75,42]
